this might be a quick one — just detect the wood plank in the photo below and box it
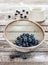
[0,62,48,65]
[0,19,48,26]
[0,24,48,32]
[0,52,48,62]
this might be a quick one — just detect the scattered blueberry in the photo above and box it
[14,33,39,47]
[16,10,18,12]
[22,10,25,12]
[18,11,20,14]
[22,54,27,59]
[15,52,20,57]
[10,55,15,59]
[20,16,23,18]
[8,15,11,18]
[15,13,18,16]
[16,10,20,14]
[26,11,28,14]
[24,16,27,18]
[20,14,23,16]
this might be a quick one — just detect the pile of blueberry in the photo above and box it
[8,9,29,19]
[14,33,39,47]
[10,33,39,60]
[10,52,28,59]
[15,10,28,19]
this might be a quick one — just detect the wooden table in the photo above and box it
[0,19,48,65]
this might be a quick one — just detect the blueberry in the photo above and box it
[26,11,29,14]
[22,54,27,59]
[20,16,23,18]
[23,33,27,35]
[24,16,27,18]
[17,37,22,42]
[10,55,15,59]
[26,42,29,47]
[18,11,20,14]
[30,34,34,38]
[16,10,18,12]
[28,43,33,46]
[20,14,23,16]
[20,14,23,18]
[15,13,18,16]
[28,37,32,43]
[22,10,25,12]
[15,52,20,57]
[16,10,20,14]
[22,42,26,47]
[17,37,21,40]
[22,33,26,36]
[34,40,39,45]
[25,33,29,37]
[20,35,23,38]
[31,38,35,44]
[23,37,27,42]
[8,15,11,18]
[16,40,21,46]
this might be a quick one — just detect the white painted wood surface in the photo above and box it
[0,0,48,4]
[0,4,48,65]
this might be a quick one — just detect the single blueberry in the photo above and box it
[26,11,29,14]
[17,37,21,40]
[23,37,27,42]
[16,10,18,12]
[26,42,29,47]
[34,40,39,45]
[16,10,20,14]
[30,34,34,38]
[20,35,23,38]
[17,36,22,42]
[16,40,21,46]
[20,37,23,43]
[28,37,32,43]
[22,54,27,59]
[10,55,15,59]
[18,11,20,14]
[8,15,11,18]
[20,16,23,18]
[28,43,33,47]
[15,52,20,57]
[22,33,26,36]
[25,33,29,37]
[22,10,25,12]
[22,42,26,47]
[20,14,23,16]
[15,13,18,16]
[24,16,27,18]
[31,38,35,45]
